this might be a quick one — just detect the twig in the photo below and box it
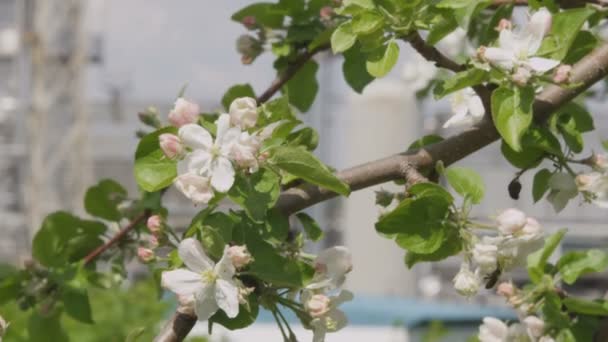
[256,44,329,104]
[405,31,465,73]
[83,211,149,265]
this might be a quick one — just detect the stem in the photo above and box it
[272,306,289,342]
[276,306,297,341]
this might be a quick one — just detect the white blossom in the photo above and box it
[0,314,7,340]
[453,263,480,297]
[174,173,214,205]
[229,97,258,129]
[473,242,499,274]
[169,98,200,127]
[401,53,437,92]
[479,317,509,342]
[483,8,559,76]
[496,208,527,235]
[307,246,352,290]
[443,88,485,129]
[161,238,239,321]
[178,114,240,193]
[226,245,252,268]
[523,315,545,338]
[539,336,556,342]
[304,290,353,342]
[159,133,184,159]
[576,172,608,208]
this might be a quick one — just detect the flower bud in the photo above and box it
[242,16,256,29]
[320,6,334,19]
[523,316,545,338]
[138,107,161,128]
[236,35,262,61]
[575,172,601,192]
[496,282,515,298]
[159,133,183,159]
[149,235,159,249]
[512,67,532,87]
[496,19,512,31]
[305,294,331,318]
[375,190,394,207]
[229,97,258,129]
[521,217,542,237]
[169,98,200,127]
[496,208,527,235]
[227,245,253,268]
[137,247,155,263]
[553,64,572,84]
[589,153,608,172]
[453,263,480,297]
[147,215,163,234]
[238,286,255,304]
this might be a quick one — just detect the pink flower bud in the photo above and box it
[553,64,572,84]
[589,153,608,172]
[496,19,512,31]
[496,282,515,297]
[305,294,331,318]
[521,217,542,236]
[496,208,527,235]
[242,16,256,29]
[168,98,200,128]
[149,235,159,249]
[575,172,601,192]
[512,68,532,87]
[227,245,253,268]
[159,133,183,159]
[137,247,154,263]
[147,215,163,234]
[320,6,334,19]
[241,55,253,65]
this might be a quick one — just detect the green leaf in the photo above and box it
[228,169,280,223]
[408,182,454,203]
[444,167,485,204]
[376,196,451,254]
[296,212,324,241]
[343,46,375,93]
[543,292,570,328]
[532,168,552,202]
[433,69,488,99]
[331,22,357,53]
[500,140,543,169]
[523,126,562,156]
[407,134,444,151]
[284,60,319,112]
[134,127,178,192]
[404,226,461,267]
[527,229,566,283]
[558,249,608,284]
[84,179,127,221]
[558,115,584,153]
[221,84,256,110]
[211,295,260,330]
[231,3,284,28]
[268,146,350,196]
[427,12,459,45]
[563,30,600,64]
[492,86,535,152]
[125,328,146,342]
[287,127,319,151]
[351,11,384,35]
[366,40,400,78]
[538,8,595,60]
[259,96,297,125]
[62,287,94,324]
[563,297,608,316]
[28,311,69,342]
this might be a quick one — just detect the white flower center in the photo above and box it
[201,269,218,283]
[210,145,221,158]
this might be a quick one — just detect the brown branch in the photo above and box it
[405,32,465,73]
[82,211,149,265]
[256,44,329,104]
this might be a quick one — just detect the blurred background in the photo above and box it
[0,0,607,341]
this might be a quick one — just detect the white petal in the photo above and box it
[180,150,212,175]
[467,95,486,119]
[526,8,552,54]
[443,111,472,129]
[527,57,560,73]
[215,114,231,142]
[179,238,215,273]
[484,47,515,70]
[498,29,517,52]
[325,309,348,332]
[161,269,204,297]
[210,157,235,192]
[194,283,220,321]
[215,246,236,280]
[219,127,242,155]
[178,124,212,150]
[215,279,240,318]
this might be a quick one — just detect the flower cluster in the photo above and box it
[161,238,253,321]
[159,97,276,205]
[443,88,485,129]
[478,8,560,87]
[454,209,544,297]
[301,246,353,341]
[478,316,554,342]
[576,154,608,208]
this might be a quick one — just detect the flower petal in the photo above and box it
[179,150,212,176]
[161,269,203,297]
[498,29,517,52]
[194,283,219,321]
[215,114,231,142]
[210,157,235,192]
[527,57,560,73]
[179,238,214,273]
[179,124,212,150]
[443,110,472,129]
[526,8,552,54]
[215,279,240,318]
[467,94,486,119]
[484,47,515,70]
[215,246,236,280]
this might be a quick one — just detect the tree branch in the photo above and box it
[256,44,329,104]
[405,32,465,73]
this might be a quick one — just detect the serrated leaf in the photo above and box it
[407,134,444,151]
[231,3,284,28]
[558,249,608,284]
[351,11,384,35]
[366,40,399,78]
[331,22,356,53]
[444,167,485,203]
[284,60,319,112]
[532,168,552,202]
[527,229,566,283]
[296,212,324,241]
[84,179,127,221]
[134,127,178,192]
[491,86,534,152]
[62,287,94,324]
[228,169,280,223]
[563,297,608,316]
[343,46,375,93]
[434,69,488,99]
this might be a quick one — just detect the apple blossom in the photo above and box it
[174,173,214,205]
[305,294,331,318]
[496,282,515,298]
[443,88,485,128]
[590,153,608,172]
[319,6,334,20]
[307,246,352,290]
[149,235,159,249]
[483,8,559,76]
[539,336,556,342]
[169,98,200,128]
[237,284,255,305]
[401,53,437,92]
[496,208,527,235]
[473,242,498,274]
[496,18,512,32]
[478,317,508,342]
[453,263,480,297]
[230,131,262,172]
[576,172,608,208]
[161,238,239,321]
[0,314,7,338]
[178,114,241,193]
[137,247,154,263]
[523,315,545,338]
[229,97,258,129]
[159,133,183,159]
[303,290,353,342]
[553,64,572,84]
[226,245,252,268]
[147,214,162,234]
[521,217,542,237]
[512,67,532,86]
